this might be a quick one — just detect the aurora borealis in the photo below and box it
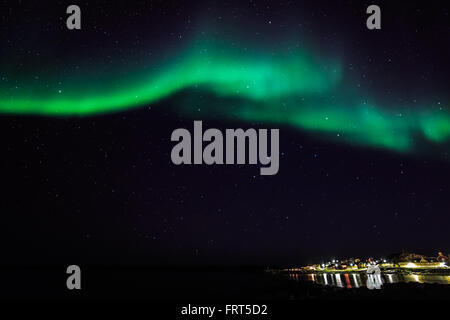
[1,31,449,153]
[0,40,341,114]
[1,1,450,300]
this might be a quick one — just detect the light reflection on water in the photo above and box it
[288,273,450,289]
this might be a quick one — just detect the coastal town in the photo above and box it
[282,252,450,273]
[265,252,450,291]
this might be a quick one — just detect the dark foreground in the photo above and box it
[1,266,450,300]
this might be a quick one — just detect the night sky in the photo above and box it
[0,0,449,267]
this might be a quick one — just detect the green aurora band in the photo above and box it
[0,39,449,153]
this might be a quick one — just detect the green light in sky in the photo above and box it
[0,37,448,153]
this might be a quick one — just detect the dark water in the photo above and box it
[2,265,450,299]
[287,272,450,289]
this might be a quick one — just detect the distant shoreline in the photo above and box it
[272,267,450,275]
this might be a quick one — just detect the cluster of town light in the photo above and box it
[405,262,447,268]
[313,258,446,271]
[318,258,386,270]
[289,253,449,273]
